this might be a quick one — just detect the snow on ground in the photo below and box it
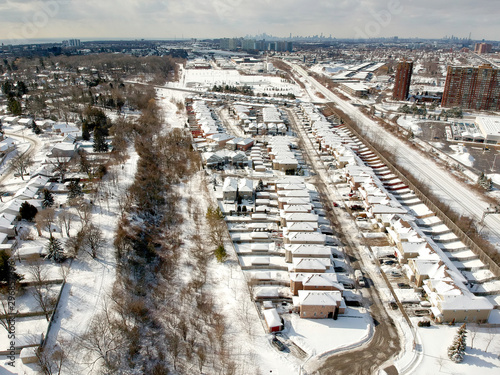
[411,323,500,375]
[397,116,423,137]
[0,122,138,374]
[449,144,475,168]
[286,307,371,358]
[429,141,445,149]
[179,67,302,98]
[487,173,500,185]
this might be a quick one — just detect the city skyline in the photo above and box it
[1,0,499,44]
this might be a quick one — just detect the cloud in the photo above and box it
[0,0,498,41]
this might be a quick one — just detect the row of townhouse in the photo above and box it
[273,177,347,320]
[299,103,495,324]
[188,100,255,151]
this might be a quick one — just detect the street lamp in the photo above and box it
[491,153,499,172]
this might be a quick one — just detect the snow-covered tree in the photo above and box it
[448,323,467,363]
[41,188,54,209]
[46,236,65,263]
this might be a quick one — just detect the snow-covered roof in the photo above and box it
[263,308,282,328]
[223,177,238,192]
[298,290,343,306]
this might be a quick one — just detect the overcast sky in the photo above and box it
[1,0,498,43]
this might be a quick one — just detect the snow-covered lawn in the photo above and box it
[412,323,500,375]
[285,307,372,358]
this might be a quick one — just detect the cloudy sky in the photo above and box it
[0,0,498,43]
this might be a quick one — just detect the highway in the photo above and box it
[289,63,500,246]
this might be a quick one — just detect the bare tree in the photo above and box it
[196,346,206,374]
[57,211,75,237]
[10,151,34,180]
[35,208,57,237]
[77,309,124,372]
[28,262,56,321]
[435,356,446,372]
[0,299,14,334]
[50,155,70,182]
[167,332,182,371]
[469,325,479,349]
[485,329,496,352]
[84,224,105,259]
[65,230,85,258]
[35,342,67,375]
[74,200,92,230]
[59,262,71,282]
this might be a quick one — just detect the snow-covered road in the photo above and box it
[290,63,500,246]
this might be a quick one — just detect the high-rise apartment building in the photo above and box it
[474,43,492,54]
[441,64,500,111]
[392,61,413,101]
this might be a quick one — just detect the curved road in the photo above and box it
[1,130,42,185]
[290,63,500,245]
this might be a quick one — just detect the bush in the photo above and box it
[19,201,38,221]
[214,245,227,263]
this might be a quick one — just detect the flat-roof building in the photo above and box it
[475,116,500,144]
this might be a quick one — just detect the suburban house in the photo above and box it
[222,177,238,202]
[294,290,346,319]
[292,258,331,273]
[284,244,332,262]
[424,277,493,323]
[238,178,254,200]
[290,273,344,296]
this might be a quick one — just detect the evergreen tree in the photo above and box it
[93,128,109,152]
[46,237,65,263]
[478,172,493,191]
[67,181,83,201]
[0,250,23,283]
[19,201,38,221]
[7,98,21,115]
[41,188,54,209]
[214,245,227,263]
[448,323,467,363]
[81,121,90,141]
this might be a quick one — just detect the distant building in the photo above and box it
[474,43,492,54]
[341,82,369,97]
[393,61,413,101]
[441,64,500,111]
[219,38,241,50]
[62,39,81,48]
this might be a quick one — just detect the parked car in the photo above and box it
[332,202,339,207]
[397,283,411,289]
[271,337,285,351]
